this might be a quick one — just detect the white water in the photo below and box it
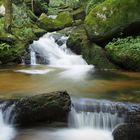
[15,69,53,75]
[30,47,36,65]
[0,104,16,140]
[69,98,124,131]
[25,32,93,79]
[30,32,88,66]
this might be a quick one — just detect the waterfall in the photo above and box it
[29,32,88,66]
[69,98,124,131]
[27,32,93,77]
[0,103,16,140]
[30,46,37,65]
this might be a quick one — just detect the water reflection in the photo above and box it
[0,65,139,102]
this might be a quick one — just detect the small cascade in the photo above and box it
[29,32,88,66]
[0,103,16,140]
[69,98,125,131]
[30,46,37,65]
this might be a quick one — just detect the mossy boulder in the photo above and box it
[0,31,16,43]
[38,11,73,31]
[67,26,117,69]
[0,3,43,65]
[105,37,140,71]
[0,42,25,64]
[72,7,86,21]
[12,91,71,126]
[86,0,105,14]
[85,0,140,45]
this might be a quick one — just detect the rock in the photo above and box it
[85,0,140,45]
[86,0,105,14]
[38,11,73,31]
[13,0,49,16]
[0,4,5,17]
[67,26,117,69]
[0,31,16,43]
[105,37,140,71]
[72,7,86,20]
[113,124,140,140]
[7,91,71,126]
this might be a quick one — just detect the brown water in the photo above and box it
[0,65,140,140]
[0,65,140,102]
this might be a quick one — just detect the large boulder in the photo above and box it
[67,26,117,69]
[38,11,73,31]
[3,91,71,126]
[113,124,140,140]
[105,37,140,71]
[85,0,140,45]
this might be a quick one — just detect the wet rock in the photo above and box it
[13,91,71,126]
[67,25,117,69]
[113,124,140,140]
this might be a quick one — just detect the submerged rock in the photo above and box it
[12,91,71,126]
[85,0,140,45]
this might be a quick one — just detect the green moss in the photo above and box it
[105,36,140,71]
[86,0,105,14]
[0,42,25,64]
[85,0,140,38]
[67,26,116,69]
[38,11,73,31]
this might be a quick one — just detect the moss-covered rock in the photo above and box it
[85,0,140,45]
[13,91,71,126]
[38,11,73,31]
[72,7,86,21]
[105,37,140,71]
[86,0,105,14]
[0,30,16,43]
[67,26,117,69]
[0,42,25,64]
[0,3,43,64]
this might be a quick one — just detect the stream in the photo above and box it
[0,32,140,140]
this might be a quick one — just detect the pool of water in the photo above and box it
[0,65,140,102]
[0,64,140,140]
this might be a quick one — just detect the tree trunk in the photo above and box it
[4,0,12,32]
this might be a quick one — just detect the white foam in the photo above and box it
[15,69,53,74]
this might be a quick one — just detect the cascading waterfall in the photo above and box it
[0,103,16,140]
[24,32,94,76]
[29,32,89,66]
[69,98,124,131]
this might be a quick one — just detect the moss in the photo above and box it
[0,42,25,64]
[38,11,73,31]
[86,0,105,14]
[105,36,140,71]
[85,0,140,42]
[67,26,117,69]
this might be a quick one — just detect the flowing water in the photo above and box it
[0,32,140,140]
[0,103,16,140]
